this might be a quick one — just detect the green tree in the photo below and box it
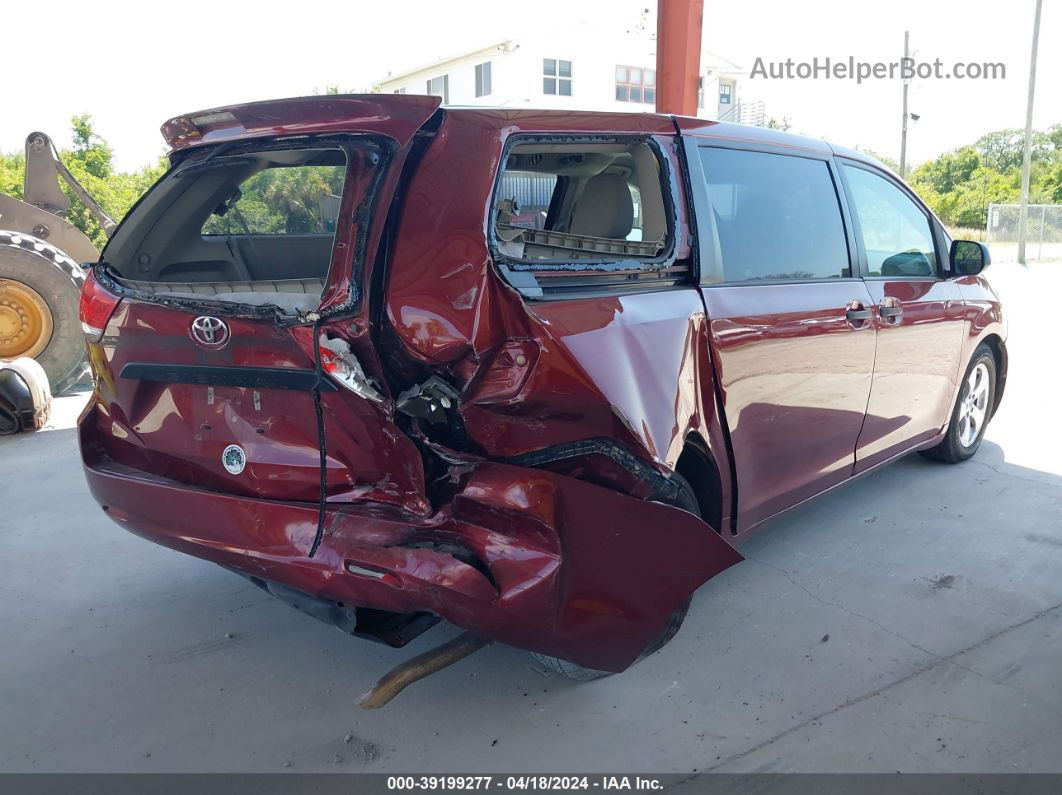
[973,128,1054,172]
[203,163,345,235]
[0,149,24,200]
[909,146,981,194]
[903,124,1062,229]
[1,115,167,250]
[70,114,114,179]
[858,148,901,173]
[1046,124,1062,151]
[1037,158,1062,203]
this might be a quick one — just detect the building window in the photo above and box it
[697,78,704,109]
[615,65,656,104]
[719,83,732,104]
[393,88,406,94]
[543,59,572,96]
[475,62,492,98]
[426,75,449,104]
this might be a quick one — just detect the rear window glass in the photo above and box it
[201,164,345,236]
[699,147,850,282]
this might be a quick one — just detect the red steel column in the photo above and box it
[655,0,704,116]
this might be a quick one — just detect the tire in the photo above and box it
[529,473,699,681]
[0,232,88,395]
[920,343,997,464]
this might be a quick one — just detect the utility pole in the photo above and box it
[655,0,704,116]
[899,30,910,177]
[1018,0,1043,265]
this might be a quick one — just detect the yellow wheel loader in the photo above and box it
[1,132,115,394]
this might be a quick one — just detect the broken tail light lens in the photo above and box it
[79,274,121,342]
[319,336,384,403]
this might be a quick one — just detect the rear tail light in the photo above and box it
[319,336,384,403]
[79,274,121,342]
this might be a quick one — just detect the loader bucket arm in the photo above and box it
[24,132,117,237]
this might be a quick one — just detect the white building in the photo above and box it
[374,29,753,124]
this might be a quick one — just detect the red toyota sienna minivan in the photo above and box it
[78,95,1006,681]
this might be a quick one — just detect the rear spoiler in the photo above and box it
[160,94,442,152]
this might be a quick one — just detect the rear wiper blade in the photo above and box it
[173,156,257,178]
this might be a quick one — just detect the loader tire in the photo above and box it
[0,231,88,395]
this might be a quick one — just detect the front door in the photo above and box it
[839,162,967,470]
[688,142,878,531]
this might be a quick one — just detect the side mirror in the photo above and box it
[950,240,991,276]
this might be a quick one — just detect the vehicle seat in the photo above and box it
[570,174,634,239]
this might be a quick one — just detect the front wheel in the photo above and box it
[529,473,700,681]
[920,344,997,464]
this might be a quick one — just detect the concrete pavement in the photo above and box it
[1,261,1059,773]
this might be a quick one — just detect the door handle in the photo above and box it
[879,298,903,324]
[845,303,872,324]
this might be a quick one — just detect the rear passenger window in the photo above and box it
[842,164,938,277]
[493,140,669,263]
[699,148,850,282]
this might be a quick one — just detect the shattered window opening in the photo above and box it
[493,140,670,265]
[97,138,386,316]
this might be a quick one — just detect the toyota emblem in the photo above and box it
[191,316,229,347]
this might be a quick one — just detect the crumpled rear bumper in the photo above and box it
[82,428,742,673]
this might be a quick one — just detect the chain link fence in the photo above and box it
[985,203,1062,262]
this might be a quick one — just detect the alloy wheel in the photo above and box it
[957,362,990,448]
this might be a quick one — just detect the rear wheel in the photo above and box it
[529,473,700,681]
[920,343,996,464]
[0,233,87,395]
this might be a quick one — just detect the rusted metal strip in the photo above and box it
[358,632,491,709]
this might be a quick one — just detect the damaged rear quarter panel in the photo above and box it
[448,464,743,670]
